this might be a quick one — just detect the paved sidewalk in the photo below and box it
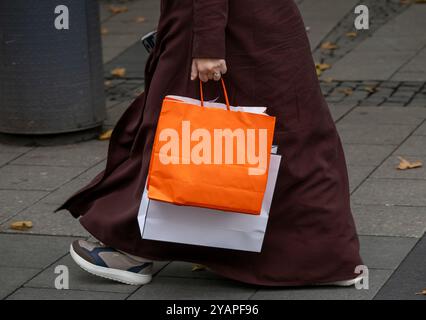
[0,0,425,300]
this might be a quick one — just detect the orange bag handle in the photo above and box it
[199,78,230,111]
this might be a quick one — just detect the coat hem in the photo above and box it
[78,214,360,288]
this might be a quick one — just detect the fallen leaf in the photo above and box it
[396,156,423,170]
[415,289,426,295]
[136,16,146,23]
[415,0,426,3]
[321,41,339,50]
[363,86,377,93]
[109,5,128,14]
[346,32,358,38]
[324,77,334,83]
[400,0,411,4]
[101,27,109,35]
[10,221,33,231]
[316,63,331,71]
[192,264,206,272]
[99,129,113,141]
[338,88,353,96]
[111,67,126,78]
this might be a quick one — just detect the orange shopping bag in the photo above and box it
[147,79,276,215]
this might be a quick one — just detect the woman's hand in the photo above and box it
[191,58,227,82]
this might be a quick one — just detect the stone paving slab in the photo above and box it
[128,276,256,300]
[340,107,426,125]
[11,141,108,168]
[392,46,426,82]
[413,122,426,136]
[0,203,89,237]
[336,123,415,145]
[0,234,76,269]
[251,269,392,300]
[0,165,86,192]
[7,287,128,300]
[0,152,21,167]
[393,135,426,156]
[104,42,149,78]
[374,234,426,300]
[0,145,34,154]
[328,104,356,122]
[326,52,413,81]
[0,267,41,300]
[352,204,426,238]
[100,0,160,63]
[347,165,375,193]
[0,189,48,224]
[41,161,106,205]
[342,144,395,167]
[359,235,418,270]
[297,0,359,50]
[352,178,426,206]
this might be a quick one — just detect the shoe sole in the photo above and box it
[314,275,364,287]
[70,244,152,286]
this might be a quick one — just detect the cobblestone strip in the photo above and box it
[321,80,426,107]
[104,78,426,107]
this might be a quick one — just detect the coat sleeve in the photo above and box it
[192,0,229,59]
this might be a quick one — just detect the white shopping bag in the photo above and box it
[137,154,281,252]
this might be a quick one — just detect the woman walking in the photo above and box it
[60,0,363,286]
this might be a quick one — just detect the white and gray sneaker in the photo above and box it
[70,240,153,285]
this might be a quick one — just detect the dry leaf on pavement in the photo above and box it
[338,88,353,96]
[396,156,423,170]
[316,63,331,71]
[315,63,331,76]
[346,32,358,38]
[363,86,377,93]
[321,42,339,50]
[101,27,109,35]
[10,221,33,231]
[109,5,128,14]
[99,129,113,141]
[111,67,126,78]
[136,16,146,23]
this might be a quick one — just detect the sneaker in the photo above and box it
[70,240,153,285]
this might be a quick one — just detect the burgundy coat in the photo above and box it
[60,0,363,286]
